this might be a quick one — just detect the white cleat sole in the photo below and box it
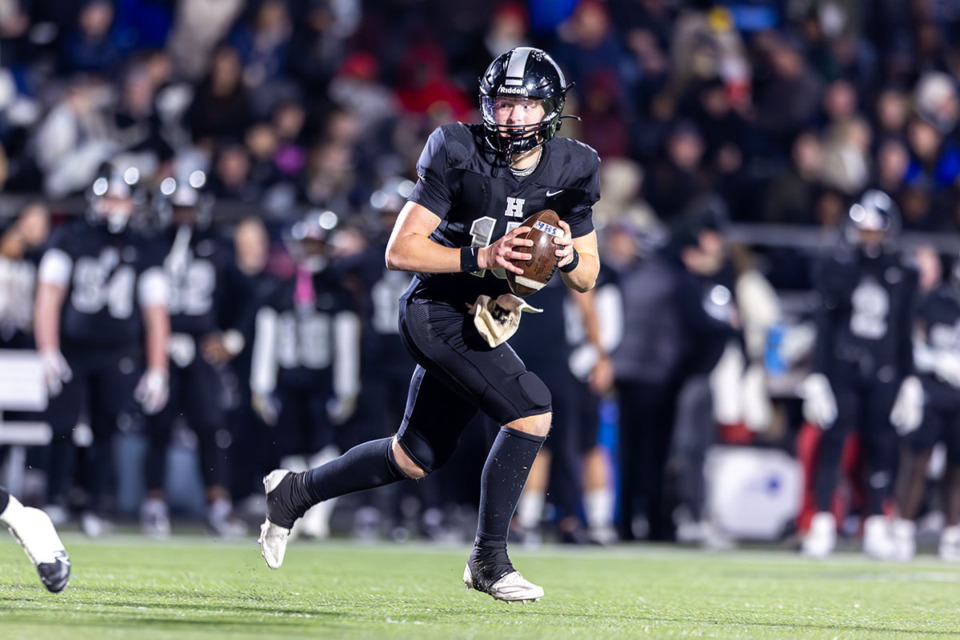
[463,565,544,602]
[258,471,293,569]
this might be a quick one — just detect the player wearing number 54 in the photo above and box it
[33,160,171,536]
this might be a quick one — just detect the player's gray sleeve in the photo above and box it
[38,249,72,287]
[138,266,171,308]
[596,284,623,353]
[250,307,279,395]
[332,310,361,399]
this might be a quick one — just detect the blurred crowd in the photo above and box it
[1,0,960,556]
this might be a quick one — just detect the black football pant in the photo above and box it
[668,374,713,523]
[44,344,140,510]
[814,374,899,516]
[273,370,337,459]
[616,378,680,541]
[144,355,228,493]
[524,358,582,519]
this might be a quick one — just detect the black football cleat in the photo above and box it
[37,551,71,593]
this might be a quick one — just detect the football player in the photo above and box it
[139,170,247,538]
[257,47,600,602]
[801,190,920,559]
[34,160,170,536]
[0,486,70,592]
[892,250,960,561]
[250,210,361,540]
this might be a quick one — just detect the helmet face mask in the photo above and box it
[286,209,339,271]
[157,171,213,230]
[479,47,571,157]
[844,189,900,256]
[88,162,142,233]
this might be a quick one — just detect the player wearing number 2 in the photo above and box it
[258,47,600,602]
[139,169,247,539]
[801,190,920,559]
[34,161,170,535]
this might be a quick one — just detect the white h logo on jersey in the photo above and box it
[504,197,525,218]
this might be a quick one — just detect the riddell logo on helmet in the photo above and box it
[498,86,527,95]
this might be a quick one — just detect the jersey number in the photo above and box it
[371,271,411,334]
[71,256,135,319]
[850,280,889,340]
[169,260,216,316]
[468,216,521,279]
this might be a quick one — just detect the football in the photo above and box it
[506,209,563,297]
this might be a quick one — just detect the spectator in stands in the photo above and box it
[166,0,244,81]
[207,140,261,204]
[289,0,359,101]
[644,119,711,223]
[33,76,118,198]
[0,202,50,348]
[872,86,910,142]
[820,115,871,195]
[59,0,122,77]
[760,130,823,225]
[184,44,252,149]
[750,33,822,150]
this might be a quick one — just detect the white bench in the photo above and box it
[0,349,51,495]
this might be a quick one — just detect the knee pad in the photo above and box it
[518,371,551,412]
[396,428,452,475]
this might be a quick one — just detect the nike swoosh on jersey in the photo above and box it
[546,190,564,197]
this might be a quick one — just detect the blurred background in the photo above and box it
[0,0,959,558]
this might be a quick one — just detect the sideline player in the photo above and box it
[257,47,600,602]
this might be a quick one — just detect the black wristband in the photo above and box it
[460,246,481,272]
[560,248,580,273]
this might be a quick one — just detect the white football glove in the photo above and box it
[801,373,837,429]
[891,375,924,436]
[39,349,72,397]
[252,392,279,426]
[327,394,357,425]
[135,368,169,415]
[934,351,960,388]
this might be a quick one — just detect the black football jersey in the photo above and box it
[160,226,232,337]
[812,249,918,381]
[916,284,960,394]
[404,123,600,306]
[49,219,164,348]
[263,268,357,379]
[341,243,414,373]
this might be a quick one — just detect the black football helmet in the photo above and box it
[87,160,143,233]
[845,189,901,256]
[479,47,573,157]
[286,208,339,269]
[156,170,213,229]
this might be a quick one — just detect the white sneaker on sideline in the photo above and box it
[863,515,896,560]
[141,498,171,539]
[939,525,960,561]
[802,512,837,558]
[891,518,916,561]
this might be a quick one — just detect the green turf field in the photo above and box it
[0,536,958,639]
